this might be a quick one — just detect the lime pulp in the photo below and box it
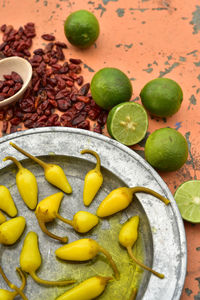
[174,180,200,223]
[106,102,148,146]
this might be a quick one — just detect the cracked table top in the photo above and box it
[0,0,200,299]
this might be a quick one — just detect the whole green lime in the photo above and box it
[91,67,133,110]
[64,10,100,48]
[140,78,183,117]
[144,127,188,171]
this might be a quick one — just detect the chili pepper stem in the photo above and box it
[98,246,120,280]
[103,276,113,282]
[0,265,16,290]
[30,271,76,286]
[11,286,28,300]
[16,268,26,291]
[38,218,68,243]
[3,156,23,170]
[130,187,170,205]
[10,142,47,169]
[56,213,74,227]
[129,287,138,300]
[81,149,101,172]
[127,246,164,279]
[14,268,28,300]
[0,265,28,300]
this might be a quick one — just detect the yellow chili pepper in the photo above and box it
[3,156,38,210]
[36,192,99,240]
[20,231,75,286]
[56,276,112,300]
[0,211,6,225]
[0,216,26,245]
[81,149,103,206]
[10,142,72,194]
[119,216,164,279]
[0,185,17,217]
[97,186,170,217]
[35,192,68,243]
[55,238,120,280]
[0,289,17,300]
[0,266,28,300]
[57,211,99,233]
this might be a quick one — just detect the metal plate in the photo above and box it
[0,127,187,300]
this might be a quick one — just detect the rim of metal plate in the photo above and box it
[0,127,187,300]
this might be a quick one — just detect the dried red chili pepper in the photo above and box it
[0,22,107,135]
[0,71,23,101]
[41,34,55,41]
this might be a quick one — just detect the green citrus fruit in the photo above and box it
[64,10,100,48]
[107,102,148,146]
[91,67,133,110]
[140,78,183,117]
[174,180,200,223]
[144,128,188,171]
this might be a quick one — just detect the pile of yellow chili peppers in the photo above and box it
[0,142,170,300]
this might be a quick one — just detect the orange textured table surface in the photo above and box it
[0,0,200,299]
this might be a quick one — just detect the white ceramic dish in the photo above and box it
[0,56,32,108]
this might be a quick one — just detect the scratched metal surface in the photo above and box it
[0,127,186,299]
[0,0,200,298]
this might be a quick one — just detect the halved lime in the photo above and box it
[174,180,200,223]
[106,102,148,146]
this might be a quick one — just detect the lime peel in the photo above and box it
[140,78,183,117]
[64,10,100,48]
[91,67,133,110]
[144,128,188,172]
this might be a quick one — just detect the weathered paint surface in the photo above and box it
[0,0,200,298]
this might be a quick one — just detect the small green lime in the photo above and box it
[174,180,200,223]
[140,78,183,117]
[64,10,100,48]
[107,102,148,146]
[91,67,133,110]
[144,128,188,171]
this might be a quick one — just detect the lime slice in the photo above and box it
[174,180,200,223]
[106,102,148,146]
